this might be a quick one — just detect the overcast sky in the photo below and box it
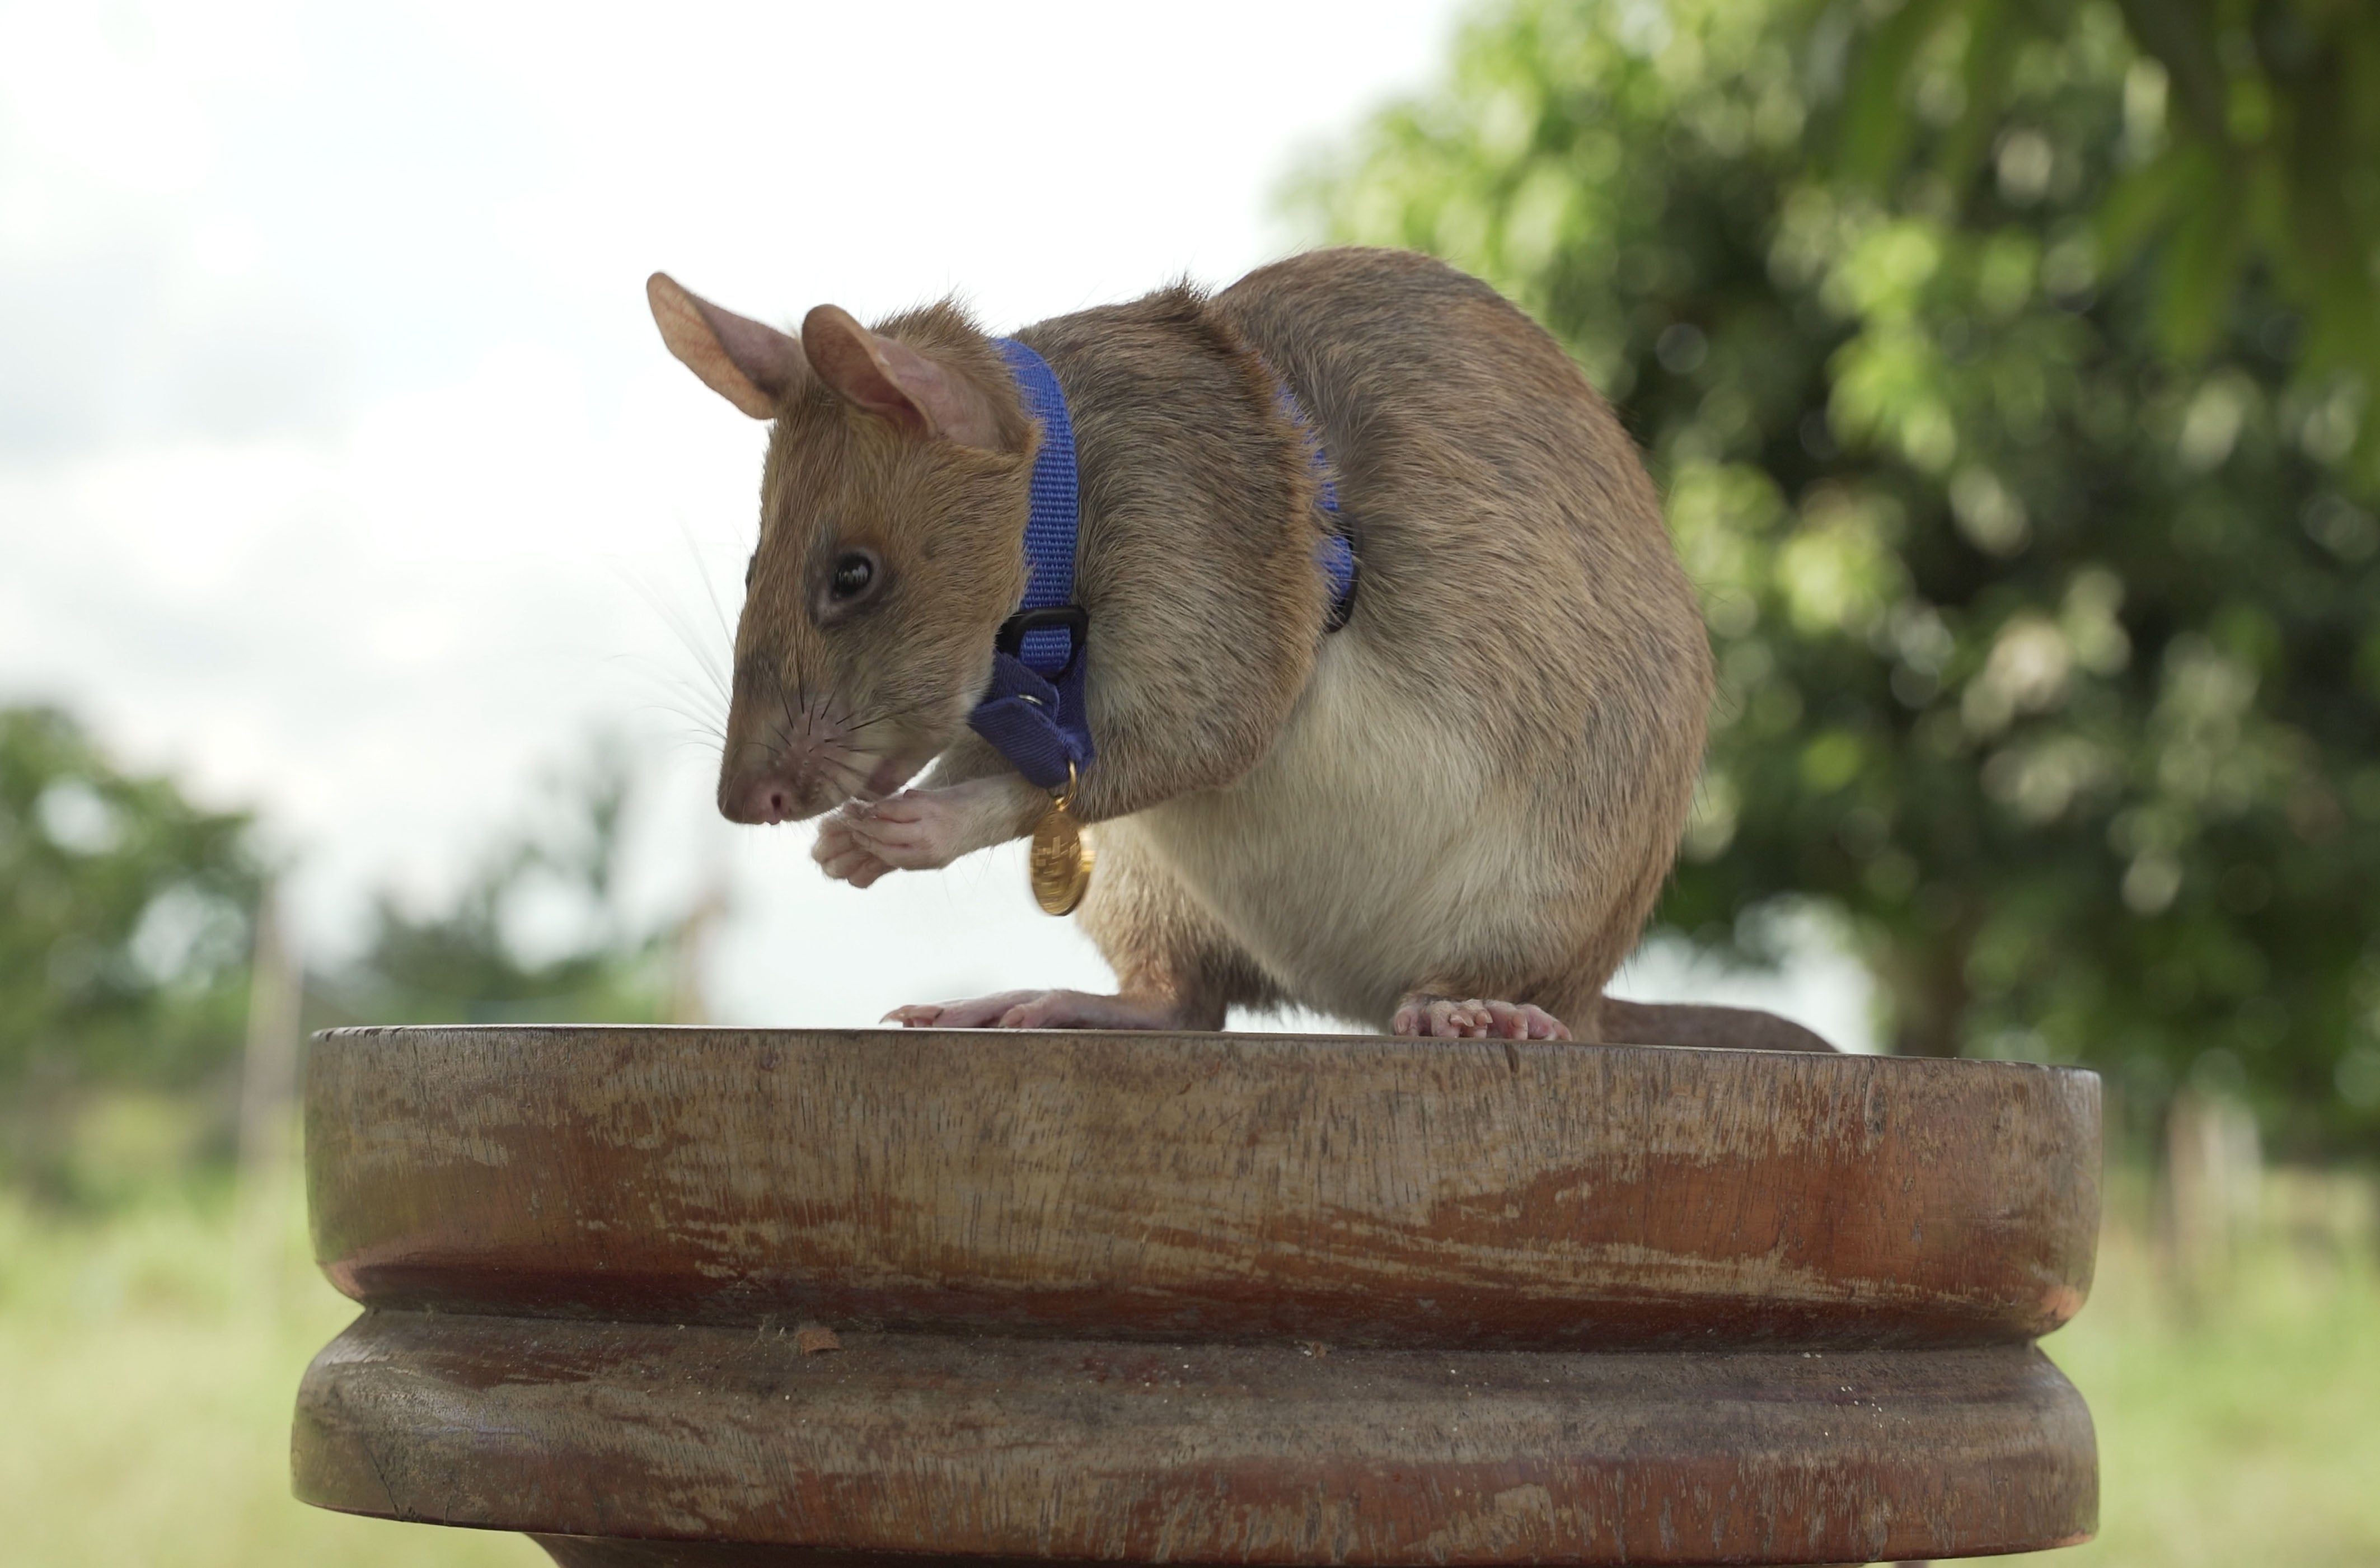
[0,0,1874,1044]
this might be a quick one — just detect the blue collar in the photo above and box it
[1277,378,1360,633]
[964,339,1359,792]
[964,339,1093,792]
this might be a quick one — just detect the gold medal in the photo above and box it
[1028,762,1094,915]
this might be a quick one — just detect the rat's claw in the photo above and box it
[888,990,1043,1028]
[811,811,859,862]
[1481,999,1570,1040]
[1394,994,1571,1041]
[813,812,894,887]
[883,989,1188,1031]
[828,788,985,872]
[860,793,930,823]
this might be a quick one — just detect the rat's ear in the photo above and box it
[647,273,808,420]
[800,305,1004,449]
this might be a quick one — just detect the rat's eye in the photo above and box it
[743,551,757,588]
[829,551,875,600]
[812,546,885,626]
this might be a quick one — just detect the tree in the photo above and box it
[1,709,696,1201]
[0,705,263,1090]
[1820,0,2380,483]
[1,705,264,1193]
[1300,0,2380,1154]
[325,737,686,1026]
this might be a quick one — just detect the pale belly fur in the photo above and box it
[1102,635,1580,1026]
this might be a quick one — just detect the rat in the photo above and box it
[648,247,1830,1050]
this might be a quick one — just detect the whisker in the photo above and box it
[680,524,742,663]
[614,554,733,706]
[625,693,730,733]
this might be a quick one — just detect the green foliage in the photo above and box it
[0,705,261,1093]
[1,717,680,1204]
[1300,0,2380,1152]
[325,737,677,1026]
[1821,0,2380,479]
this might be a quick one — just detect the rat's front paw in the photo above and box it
[814,778,1037,887]
[809,791,965,887]
[1393,994,1572,1041]
[810,810,898,888]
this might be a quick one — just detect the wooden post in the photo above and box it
[235,886,302,1296]
[292,1026,2101,1566]
[2164,1087,2262,1295]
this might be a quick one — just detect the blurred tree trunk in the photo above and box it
[1880,929,1973,1059]
[2165,1089,2264,1299]
[668,879,729,1027]
[236,887,302,1291]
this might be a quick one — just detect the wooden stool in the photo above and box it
[292,1027,2100,1565]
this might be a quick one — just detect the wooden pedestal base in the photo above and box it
[301,1312,2089,1564]
[292,1026,2102,1566]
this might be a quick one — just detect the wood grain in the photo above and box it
[295,1311,2094,1565]
[306,1027,2100,1350]
[294,1025,2102,1564]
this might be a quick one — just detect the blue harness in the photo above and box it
[967,339,1356,790]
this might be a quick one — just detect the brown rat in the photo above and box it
[648,247,1831,1049]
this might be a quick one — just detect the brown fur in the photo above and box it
[720,303,1033,818]
[654,250,1831,1051]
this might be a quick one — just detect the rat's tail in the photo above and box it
[1594,999,1839,1054]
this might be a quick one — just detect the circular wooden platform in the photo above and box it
[292,1026,2102,1566]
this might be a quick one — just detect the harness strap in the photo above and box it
[964,338,1094,792]
[964,339,1359,793]
[1272,376,1360,630]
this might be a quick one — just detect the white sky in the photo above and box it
[0,0,1873,1046]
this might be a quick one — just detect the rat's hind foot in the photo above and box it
[1393,994,1572,1041]
[886,989,1191,1031]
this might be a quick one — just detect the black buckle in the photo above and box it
[995,604,1088,684]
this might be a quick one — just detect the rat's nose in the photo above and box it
[720,770,799,825]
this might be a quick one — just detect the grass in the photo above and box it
[0,1169,540,1568]
[0,1162,2373,1566]
[1998,1168,2380,1568]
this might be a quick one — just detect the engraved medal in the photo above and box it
[1028,763,1094,915]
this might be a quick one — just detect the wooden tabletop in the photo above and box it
[293,1026,2101,1565]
